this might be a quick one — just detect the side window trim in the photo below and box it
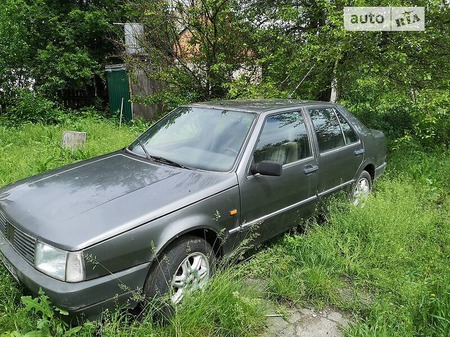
[299,109,315,161]
[333,108,360,146]
[332,108,348,146]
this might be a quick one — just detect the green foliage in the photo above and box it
[132,89,196,116]
[0,267,28,333]
[0,287,96,337]
[246,148,450,336]
[123,0,449,146]
[0,0,34,96]
[0,0,448,146]
[334,1,449,145]
[4,89,66,124]
[227,79,287,100]
[236,0,449,147]
[127,0,255,103]
[1,0,448,147]
[15,290,84,336]
[412,90,450,147]
[36,45,97,95]
[0,0,128,104]
[0,114,142,187]
[169,268,266,337]
[389,140,450,204]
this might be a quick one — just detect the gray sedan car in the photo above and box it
[0,100,386,318]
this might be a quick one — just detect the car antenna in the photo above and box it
[288,64,316,99]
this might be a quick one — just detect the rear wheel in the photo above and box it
[143,236,215,315]
[352,170,372,207]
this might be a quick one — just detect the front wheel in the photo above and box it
[352,170,372,207]
[144,236,215,306]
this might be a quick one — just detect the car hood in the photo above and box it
[0,151,237,250]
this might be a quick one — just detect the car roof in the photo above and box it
[188,99,335,114]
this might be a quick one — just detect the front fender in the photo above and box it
[84,186,240,280]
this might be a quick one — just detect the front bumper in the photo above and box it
[0,234,150,319]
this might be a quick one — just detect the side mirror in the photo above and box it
[251,160,282,176]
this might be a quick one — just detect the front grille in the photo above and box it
[0,212,8,236]
[13,229,35,263]
[0,211,36,264]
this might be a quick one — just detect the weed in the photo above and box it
[169,267,267,337]
[0,287,95,336]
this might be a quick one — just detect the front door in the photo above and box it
[238,110,318,243]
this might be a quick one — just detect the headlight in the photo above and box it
[35,242,85,282]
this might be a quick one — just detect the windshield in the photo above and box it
[128,107,256,172]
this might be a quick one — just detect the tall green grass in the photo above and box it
[247,144,450,336]
[0,117,448,336]
[0,116,144,187]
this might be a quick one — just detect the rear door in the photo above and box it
[237,110,318,243]
[306,106,364,197]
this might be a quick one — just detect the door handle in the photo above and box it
[303,165,318,175]
[354,148,365,156]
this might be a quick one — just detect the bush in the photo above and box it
[3,89,66,124]
[412,90,450,148]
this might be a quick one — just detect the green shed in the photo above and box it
[105,64,132,122]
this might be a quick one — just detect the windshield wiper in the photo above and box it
[149,155,191,170]
[133,139,191,169]
[136,138,151,160]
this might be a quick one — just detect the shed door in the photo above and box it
[106,68,132,122]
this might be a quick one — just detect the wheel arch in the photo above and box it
[168,227,224,259]
[150,222,224,270]
[362,163,375,181]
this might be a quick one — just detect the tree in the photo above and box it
[0,0,128,109]
[0,0,34,96]
[125,0,256,103]
[335,1,449,144]
[237,0,449,144]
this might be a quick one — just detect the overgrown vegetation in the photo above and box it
[0,1,448,335]
[126,0,449,147]
[1,1,448,147]
[0,114,448,336]
[0,114,144,187]
[247,144,449,336]
[0,0,127,106]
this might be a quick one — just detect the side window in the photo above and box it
[337,113,359,144]
[254,111,311,166]
[308,108,360,153]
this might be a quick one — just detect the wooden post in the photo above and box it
[119,97,124,128]
[62,131,87,151]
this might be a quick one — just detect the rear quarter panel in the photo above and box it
[336,104,387,178]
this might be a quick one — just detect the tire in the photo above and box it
[352,170,372,207]
[143,236,215,318]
